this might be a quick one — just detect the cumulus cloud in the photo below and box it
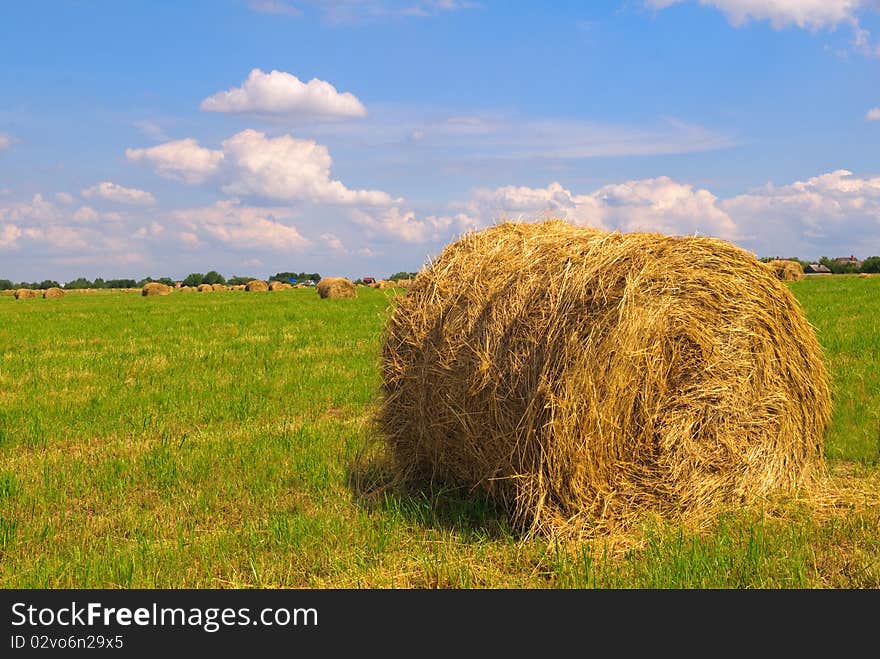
[128,129,397,206]
[126,138,224,184]
[133,120,170,142]
[0,133,13,151]
[0,223,22,248]
[321,232,346,251]
[370,169,880,259]
[867,107,880,121]
[200,69,367,118]
[82,181,156,205]
[647,0,880,56]
[454,178,737,239]
[55,192,76,205]
[72,206,100,223]
[646,0,862,30]
[723,169,880,255]
[169,199,311,251]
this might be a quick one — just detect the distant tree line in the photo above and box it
[0,269,323,290]
[759,256,880,275]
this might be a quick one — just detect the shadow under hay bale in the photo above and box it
[42,287,64,299]
[142,282,172,296]
[316,277,356,299]
[768,259,805,281]
[245,280,269,292]
[378,220,832,537]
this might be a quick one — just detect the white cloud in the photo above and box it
[350,206,469,242]
[723,169,880,255]
[128,129,397,206]
[55,192,76,205]
[247,0,301,16]
[454,178,737,239]
[867,107,880,121]
[219,129,396,204]
[0,194,60,224]
[82,181,156,205]
[0,133,13,151]
[72,206,100,223]
[646,0,863,30]
[647,0,880,56]
[0,223,22,248]
[169,199,311,251]
[126,138,224,184]
[321,232,346,251]
[200,69,367,118]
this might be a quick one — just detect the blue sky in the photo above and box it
[1,0,879,282]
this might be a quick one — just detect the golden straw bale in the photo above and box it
[379,220,832,536]
[197,283,213,292]
[14,288,40,300]
[768,259,805,281]
[142,282,172,296]
[316,277,357,299]
[42,287,64,299]
[245,280,269,292]
[858,273,869,278]
[268,281,290,291]
[212,283,227,291]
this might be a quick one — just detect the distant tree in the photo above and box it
[202,270,226,285]
[0,279,13,290]
[388,271,418,281]
[182,273,205,287]
[106,279,137,288]
[819,256,859,275]
[157,277,175,286]
[861,256,880,273]
[64,277,93,289]
[270,271,320,283]
[37,280,60,289]
[226,275,254,286]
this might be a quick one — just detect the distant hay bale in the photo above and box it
[268,281,291,291]
[768,259,805,281]
[142,282,172,297]
[197,283,213,292]
[245,280,269,292]
[372,279,396,289]
[212,283,227,291]
[180,285,193,292]
[394,278,413,288]
[858,273,870,278]
[13,288,40,300]
[42,287,64,299]
[379,220,832,536]
[316,277,357,299]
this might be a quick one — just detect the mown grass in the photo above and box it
[1,278,878,588]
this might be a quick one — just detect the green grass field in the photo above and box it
[1,278,878,588]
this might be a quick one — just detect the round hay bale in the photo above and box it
[379,220,832,535]
[268,281,289,291]
[212,283,227,291]
[13,288,40,300]
[197,283,213,292]
[858,273,869,278]
[768,259,805,281]
[316,277,356,299]
[142,282,172,297]
[42,287,64,299]
[179,285,193,292]
[245,280,269,292]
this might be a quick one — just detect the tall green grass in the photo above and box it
[0,279,878,588]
